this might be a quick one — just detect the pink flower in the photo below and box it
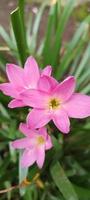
[0,56,52,108]
[12,123,53,168]
[21,76,90,134]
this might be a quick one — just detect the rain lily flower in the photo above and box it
[21,76,90,134]
[12,123,53,168]
[0,56,52,108]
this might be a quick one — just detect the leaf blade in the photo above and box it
[50,162,78,200]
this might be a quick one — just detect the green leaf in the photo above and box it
[77,68,90,90]
[55,15,90,79]
[50,162,78,200]
[73,184,90,200]
[26,13,33,50]
[18,0,26,45]
[0,52,8,71]
[43,4,55,66]
[19,150,28,196]
[80,83,90,94]
[0,103,10,119]
[0,25,16,50]
[51,0,75,66]
[31,2,46,52]
[11,7,29,65]
[75,44,90,78]
[18,0,25,24]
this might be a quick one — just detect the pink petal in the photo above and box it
[19,123,35,137]
[38,127,47,138]
[36,145,45,168]
[12,138,34,149]
[6,64,24,86]
[52,109,70,134]
[24,56,40,88]
[38,76,58,93]
[64,93,90,118]
[53,76,76,102]
[27,109,51,129]
[41,65,52,77]
[45,135,53,150]
[21,89,50,108]
[21,149,36,168]
[0,83,18,98]
[8,99,25,108]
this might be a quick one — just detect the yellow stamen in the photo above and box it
[49,98,60,110]
[37,136,45,145]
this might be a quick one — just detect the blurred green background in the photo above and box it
[0,0,90,200]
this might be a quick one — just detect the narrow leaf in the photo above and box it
[55,16,90,79]
[11,7,29,65]
[51,0,75,66]
[75,44,90,78]
[50,162,78,200]
[74,184,90,200]
[43,4,55,65]
[0,25,16,50]
[19,150,28,196]
[31,2,46,51]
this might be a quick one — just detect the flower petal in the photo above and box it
[45,135,53,150]
[21,149,36,168]
[0,83,18,98]
[19,123,35,137]
[41,65,52,76]
[38,127,47,139]
[52,109,70,134]
[36,145,45,168]
[38,76,58,93]
[21,89,50,108]
[12,138,34,149]
[64,93,90,118]
[24,56,40,88]
[6,64,24,86]
[8,99,25,108]
[53,76,76,102]
[27,109,51,129]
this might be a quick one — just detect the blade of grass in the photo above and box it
[80,83,90,94]
[43,4,56,66]
[18,0,27,45]
[11,7,29,65]
[18,0,25,25]
[19,150,28,196]
[77,68,90,89]
[0,103,10,119]
[73,184,90,200]
[31,2,46,52]
[0,25,16,50]
[50,161,78,200]
[70,49,83,75]
[26,13,33,50]
[53,1,58,30]
[0,52,8,71]
[75,44,90,78]
[51,0,75,66]
[55,16,90,79]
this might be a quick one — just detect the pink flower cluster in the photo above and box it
[0,56,90,168]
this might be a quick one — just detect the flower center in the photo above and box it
[49,98,60,110]
[37,136,45,145]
